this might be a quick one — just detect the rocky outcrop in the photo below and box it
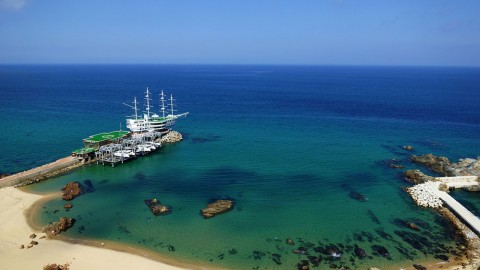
[43,217,75,237]
[61,182,82,200]
[410,154,453,176]
[161,131,183,144]
[453,158,480,176]
[463,185,480,192]
[404,170,435,184]
[201,199,234,218]
[64,203,73,209]
[411,154,480,177]
[403,145,414,151]
[43,263,70,270]
[145,198,171,216]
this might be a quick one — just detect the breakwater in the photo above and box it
[0,156,82,188]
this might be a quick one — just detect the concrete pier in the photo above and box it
[0,156,81,188]
[436,187,480,235]
[408,176,480,235]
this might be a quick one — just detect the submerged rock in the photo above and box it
[413,264,427,270]
[61,182,82,201]
[145,198,171,216]
[286,238,295,245]
[349,191,368,202]
[43,217,75,237]
[201,199,234,218]
[406,221,421,231]
[390,164,404,169]
[404,145,414,151]
[371,245,390,258]
[64,204,73,209]
[354,246,367,258]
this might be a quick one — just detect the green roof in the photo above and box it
[72,147,96,154]
[83,131,130,143]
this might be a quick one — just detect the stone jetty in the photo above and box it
[0,156,81,188]
[407,181,443,208]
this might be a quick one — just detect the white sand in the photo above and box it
[0,187,187,270]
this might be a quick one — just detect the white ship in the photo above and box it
[124,87,189,134]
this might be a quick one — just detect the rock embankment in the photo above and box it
[439,207,480,268]
[406,182,443,208]
[161,131,183,144]
[201,199,234,218]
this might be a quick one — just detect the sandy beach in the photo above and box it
[0,186,187,270]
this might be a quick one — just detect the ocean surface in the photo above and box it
[1,65,480,269]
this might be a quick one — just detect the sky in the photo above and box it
[0,0,479,66]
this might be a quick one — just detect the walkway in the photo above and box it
[0,156,80,188]
[432,177,480,235]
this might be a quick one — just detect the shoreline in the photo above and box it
[0,186,198,270]
[3,188,472,270]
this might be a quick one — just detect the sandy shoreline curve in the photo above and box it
[0,186,191,270]
[0,185,475,270]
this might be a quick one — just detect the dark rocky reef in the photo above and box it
[201,199,234,218]
[411,154,453,176]
[145,198,171,216]
[61,182,82,201]
[403,170,435,184]
[43,217,75,237]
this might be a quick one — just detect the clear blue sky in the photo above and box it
[0,0,479,66]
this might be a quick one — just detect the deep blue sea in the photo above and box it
[1,65,480,269]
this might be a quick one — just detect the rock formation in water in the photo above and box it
[403,170,435,184]
[61,182,82,200]
[403,145,414,151]
[410,154,453,176]
[201,199,234,218]
[145,198,171,216]
[411,154,480,177]
[43,217,75,237]
[161,131,183,144]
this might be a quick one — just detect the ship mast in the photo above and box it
[122,96,139,120]
[133,96,138,119]
[144,87,152,118]
[169,94,176,116]
[160,90,166,118]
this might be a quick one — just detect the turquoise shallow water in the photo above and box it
[2,65,480,269]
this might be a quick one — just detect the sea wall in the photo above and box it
[0,156,81,188]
